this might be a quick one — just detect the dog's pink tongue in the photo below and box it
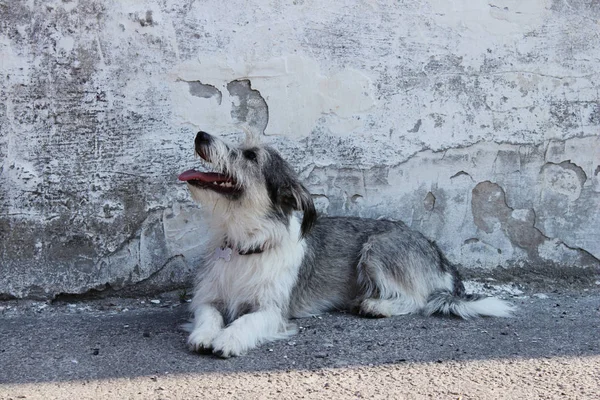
[178,169,228,182]
[178,169,205,181]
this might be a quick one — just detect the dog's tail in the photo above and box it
[424,291,515,318]
[424,247,515,319]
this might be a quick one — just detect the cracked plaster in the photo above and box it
[1,0,599,298]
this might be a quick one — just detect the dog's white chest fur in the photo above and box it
[196,218,306,315]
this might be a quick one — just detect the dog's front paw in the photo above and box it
[210,329,249,358]
[188,327,221,354]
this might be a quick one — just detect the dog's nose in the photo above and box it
[195,131,212,147]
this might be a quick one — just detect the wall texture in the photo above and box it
[1,0,599,299]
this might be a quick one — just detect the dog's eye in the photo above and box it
[243,150,258,162]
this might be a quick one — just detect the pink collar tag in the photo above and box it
[214,247,233,262]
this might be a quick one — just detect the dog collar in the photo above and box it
[214,239,264,261]
[237,246,264,255]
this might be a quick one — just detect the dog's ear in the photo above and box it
[290,182,317,238]
[240,125,261,146]
[264,148,317,237]
[276,181,317,238]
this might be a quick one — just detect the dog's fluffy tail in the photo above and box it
[424,291,515,318]
[424,245,515,318]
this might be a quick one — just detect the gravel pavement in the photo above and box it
[1,288,599,399]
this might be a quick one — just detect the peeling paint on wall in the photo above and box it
[173,55,375,138]
[186,81,222,105]
[226,80,269,135]
[1,0,599,298]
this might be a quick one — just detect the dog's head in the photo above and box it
[179,131,316,238]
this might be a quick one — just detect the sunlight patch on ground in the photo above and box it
[2,355,598,400]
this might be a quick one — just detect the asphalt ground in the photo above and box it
[0,288,599,399]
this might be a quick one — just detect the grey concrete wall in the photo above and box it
[1,0,599,299]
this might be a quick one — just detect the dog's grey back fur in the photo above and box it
[289,216,479,318]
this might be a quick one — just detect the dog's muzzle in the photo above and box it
[195,131,212,162]
[179,131,241,196]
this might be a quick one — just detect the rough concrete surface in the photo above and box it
[0,288,599,399]
[1,1,600,299]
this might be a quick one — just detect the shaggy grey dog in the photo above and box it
[179,131,514,358]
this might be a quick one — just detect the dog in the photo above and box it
[179,131,514,358]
